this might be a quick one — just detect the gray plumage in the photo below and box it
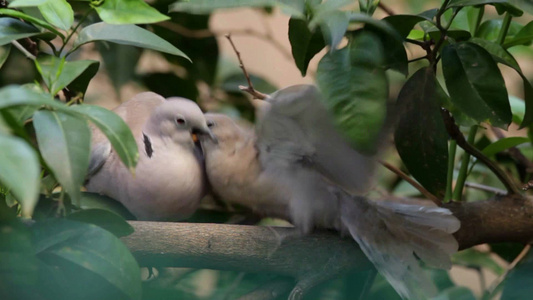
[86,92,215,221]
[200,84,460,300]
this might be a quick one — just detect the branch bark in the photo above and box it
[122,196,533,276]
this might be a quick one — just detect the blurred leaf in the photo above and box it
[433,286,476,300]
[452,248,505,274]
[482,137,530,157]
[0,8,65,39]
[501,248,533,300]
[0,44,11,68]
[357,14,407,75]
[70,104,139,173]
[288,17,325,76]
[427,28,472,41]
[94,0,169,24]
[509,0,533,14]
[8,0,49,6]
[140,72,199,100]
[32,219,142,300]
[97,43,141,94]
[476,19,522,42]
[0,133,40,217]
[493,3,524,16]
[169,0,304,16]
[72,22,190,60]
[317,31,387,153]
[78,192,136,220]
[315,10,349,50]
[33,110,91,205]
[67,209,134,238]
[430,269,455,291]
[0,17,41,46]
[38,0,73,31]
[382,14,427,38]
[367,273,402,300]
[442,42,511,128]
[504,21,533,48]
[394,67,449,198]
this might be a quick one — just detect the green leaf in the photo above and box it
[65,60,100,97]
[452,248,505,274]
[355,14,407,75]
[168,0,304,16]
[0,17,41,46]
[0,8,65,40]
[72,22,190,60]
[317,32,388,153]
[509,0,533,14]
[442,42,512,128]
[8,0,49,6]
[469,38,533,127]
[394,67,449,198]
[0,44,11,69]
[501,249,533,300]
[314,10,349,50]
[288,17,325,76]
[504,21,533,48]
[482,137,530,157]
[433,286,476,300]
[382,14,427,38]
[0,134,40,217]
[476,19,522,42]
[94,0,169,24]
[32,219,142,300]
[67,209,134,238]
[0,85,58,109]
[33,110,91,205]
[79,192,136,220]
[37,0,73,31]
[36,56,100,96]
[69,104,139,173]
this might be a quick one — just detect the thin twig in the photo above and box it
[379,160,442,205]
[378,2,395,16]
[157,22,293,61]
[11,40,36,60]
[225,34,268,100]
[484,244,531,298]
[441,109,521,195]
[464,182,507,195]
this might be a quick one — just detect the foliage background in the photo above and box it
[1,0,533,299]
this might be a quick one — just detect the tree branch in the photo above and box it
[122,196,533,275]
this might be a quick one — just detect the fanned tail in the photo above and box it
[340,196,461,300]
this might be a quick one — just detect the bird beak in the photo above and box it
[192,127,218,144]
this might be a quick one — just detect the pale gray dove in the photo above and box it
[200,84,460,300]
[86,92,216,221]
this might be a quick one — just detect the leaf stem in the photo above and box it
[473,5,485,36]
[60,8,93,56]
[445,139,457,202]
[441,109,521,195]
[11,40,36,60]
[453,125,478,201]
[496,12,512,46]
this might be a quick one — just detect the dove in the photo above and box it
[200,85,461,300]
[85,92,217,221]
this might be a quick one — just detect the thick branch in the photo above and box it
[122,197,533,275]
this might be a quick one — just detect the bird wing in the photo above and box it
[87,92,166,177]
[255,84,375,195]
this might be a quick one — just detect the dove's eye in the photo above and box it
[207,120,216,128]
[176,118,186,125]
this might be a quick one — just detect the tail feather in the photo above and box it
[340,196,460,300]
